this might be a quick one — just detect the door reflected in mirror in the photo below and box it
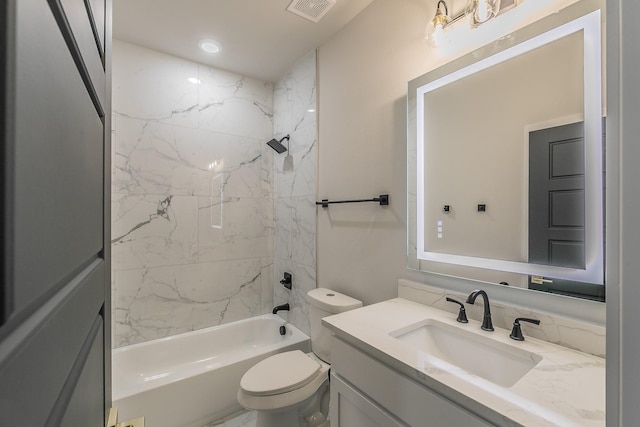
[407,5,605,301]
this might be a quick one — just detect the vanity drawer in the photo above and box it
[331,337,494,427]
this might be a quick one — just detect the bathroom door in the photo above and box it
[0,0,112,425]
[528,121,605,300]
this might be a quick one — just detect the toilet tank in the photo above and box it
[307,288,362,363]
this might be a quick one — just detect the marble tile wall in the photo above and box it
[272,51,318,336]
[112,40,275,347]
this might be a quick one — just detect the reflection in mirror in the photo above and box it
[407,4,605,301]
[423,31,584,262]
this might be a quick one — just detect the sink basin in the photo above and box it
[390,319,542,387]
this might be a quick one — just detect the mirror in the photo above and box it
[407,3,605,301]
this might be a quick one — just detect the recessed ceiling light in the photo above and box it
[198,39,221,54]
[187,77,201,84]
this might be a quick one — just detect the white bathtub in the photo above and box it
[112,314,310,427]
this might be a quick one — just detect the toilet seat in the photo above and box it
[240,350,321,396]
[237,350,330,411]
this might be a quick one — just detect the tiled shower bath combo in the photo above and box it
[111,40,318,425]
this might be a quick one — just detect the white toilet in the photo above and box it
[237,288,362,427]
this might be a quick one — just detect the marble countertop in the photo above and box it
[323,298,605,427]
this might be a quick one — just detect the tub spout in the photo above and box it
[272,303,290,314]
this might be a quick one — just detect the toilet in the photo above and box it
[237,288,362,427]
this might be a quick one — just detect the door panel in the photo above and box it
[551,138,584,177]
[0,0,111,425]
[550,190,585,227]
[57,318,105,427]
[549,240,585,267]
[529,123,585,269]
[12,0,104,318]
[86,0,106,58]
[529,121,604,300]
[58,0,106,104]
[0,262,104,425]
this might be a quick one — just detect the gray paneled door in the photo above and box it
[528,121,604,301]
[1,0,112,425]
[529,122,586,270]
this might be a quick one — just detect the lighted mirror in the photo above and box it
[407,4,605,301]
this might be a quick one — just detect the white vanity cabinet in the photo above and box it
[330,337,494,427]
[331,375,408,427]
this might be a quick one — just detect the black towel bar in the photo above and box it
[315,194,389,208]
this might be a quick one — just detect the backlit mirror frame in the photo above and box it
[408,7,604,285]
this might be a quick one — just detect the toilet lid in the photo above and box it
[240,350,321,396]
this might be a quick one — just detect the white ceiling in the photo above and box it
[113,0,376,83]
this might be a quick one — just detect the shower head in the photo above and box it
[267,138,287,153]
[267,135,290,154]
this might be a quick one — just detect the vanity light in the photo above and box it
[426,0,517,49]
[465,0,501,27]
[425,1,452,48]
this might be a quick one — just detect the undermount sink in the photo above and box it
[390,319,542,387]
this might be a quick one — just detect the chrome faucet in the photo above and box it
[272,303,290,314]
[466,290,494,331]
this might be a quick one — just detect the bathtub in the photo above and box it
[112,314,310,427]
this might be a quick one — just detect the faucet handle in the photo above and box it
[280,272,292,290]
[509,317,541,341]
[445,297,468,323]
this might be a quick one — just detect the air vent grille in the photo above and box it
[286,0,337,23]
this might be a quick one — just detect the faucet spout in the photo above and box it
[272,303,290,314]
[466,290,494,331]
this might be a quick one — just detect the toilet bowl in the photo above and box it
[237,288,362,427]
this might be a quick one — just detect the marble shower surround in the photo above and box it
[112,40,275,347]
[272,51,318,336]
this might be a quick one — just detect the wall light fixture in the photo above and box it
[425,0,519,48]
[425,1,453,48]
[465,0,501,27]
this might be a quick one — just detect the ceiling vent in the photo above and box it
[286,0,337,23]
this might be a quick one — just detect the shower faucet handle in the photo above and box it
[280,272,292,289]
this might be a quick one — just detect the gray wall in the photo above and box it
[606,0,639,424]
[316,0,603,323]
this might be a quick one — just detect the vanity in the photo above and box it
[322,0,608,424]
[324,281,605,427]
